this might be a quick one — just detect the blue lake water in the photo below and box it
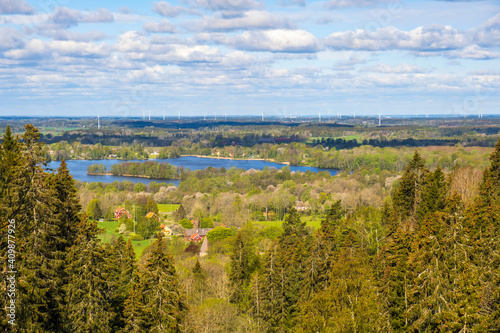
[46,156,338,185]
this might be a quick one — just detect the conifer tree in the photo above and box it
[392,151,428,221]
[122,273,147,333]
[302,201,344,299]
[138,232,187,332]
[229,233,252,305]
[419,165,447,217]
[64,218,113,332]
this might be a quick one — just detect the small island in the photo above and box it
[87,161,181,179]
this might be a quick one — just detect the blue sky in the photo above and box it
[0,0,499,117]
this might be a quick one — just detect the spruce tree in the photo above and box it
[64,218,113,332]
[138,232,187,332]
[229,233,252,305]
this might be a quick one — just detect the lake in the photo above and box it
[46,156,338,185]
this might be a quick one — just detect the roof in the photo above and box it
[184,228,213,237]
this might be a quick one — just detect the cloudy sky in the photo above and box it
[0,0,499,117]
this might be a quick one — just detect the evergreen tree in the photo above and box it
[87,198,102,220]
[145,199,158,214]
[419,166,447,217]
[138,232,187,332]
[174,204,187,222]
[392,151,428,221]
[302,201,345,299]
[64,218,113,332]
[229,233,252,305]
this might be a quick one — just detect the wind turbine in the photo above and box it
[204,112,206,121]
[97,114,100,129]
[177,111,180,120]
[148,110,151,121]
[352,112,356,119]
[214,112,217,120]
[261,110,264,122]
[318,112,322,123]
[224,112,227,121]
[378,114,382,126]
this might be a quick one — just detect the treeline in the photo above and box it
[87,161,181,180]
[110,161,180,179]
[0,125,187,332]
[310,137,461,149]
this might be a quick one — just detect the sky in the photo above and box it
[0,0,499,118]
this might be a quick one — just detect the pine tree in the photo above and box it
[139,232,187,332]
[64,218,113,332]
[302,201,344,299]
[229,233,252,305]
[392,151,428,221]
[109,236,136,330]
[122,273,147,333]
[419,165,447,217]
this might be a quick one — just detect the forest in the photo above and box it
[87,161,181,180]
[1,123,500,332]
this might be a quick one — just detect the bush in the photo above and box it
[207,226,234,242]
[180,218,193,229]
[129,233,144,241]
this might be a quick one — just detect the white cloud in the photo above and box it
[144,19,177,33]
[363,63,428,73]
[117,31,150,52]
[39,30,107,42]
[199,10,291,31]
[152,2,197,17]
[4,39,110,59]
[192,0,262,11]
[205,29,320,53]
[325,25,467,51]
[326,0,384,9]
[0,0,33,14]
[447,45,500,59]
[49,7,114,27]
[0,27,24,51]
[475,13,500,47]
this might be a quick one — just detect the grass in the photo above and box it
[158,204,180,213]
[253,215,322,230]
[97,220,155,258]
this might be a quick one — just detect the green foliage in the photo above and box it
[86,198,102,220]
[200,217,214,228]
[145,199,158,214]
[110,161,180,179]
[174,204,187,222]
[129,233,144,241]
[206,226,234,241]
[138,233,188,332]
[179,218,193,229]
[133,182,146,192]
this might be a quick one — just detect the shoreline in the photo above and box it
[87,172,180,180]
[180,154,290,165]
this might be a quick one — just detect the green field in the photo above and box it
[158,204,180,213]
[97,221,155,258]
[253,215,322,229]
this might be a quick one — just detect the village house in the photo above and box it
[114,207,132,219]
[294,201,310,211]
[183,228,213,242]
